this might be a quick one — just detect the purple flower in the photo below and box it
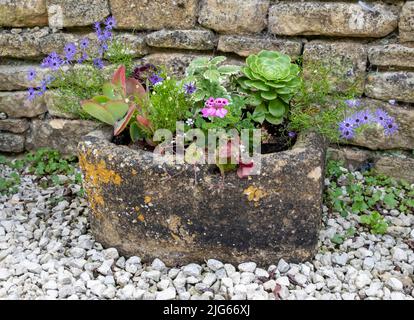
[351,111,365,127]
[383,118,398,136]
[27,87,36,101]
[104,16,117,30]
[375,109,389,126]
[149,74,163,85]
[41,52,63,70]
[339,127,355,140]
[358,109,374,125]
[93,58,104,70]
[94,22,101,33]
[80,38,89,50]
[288,131,297,138]
[64,42,77,61]
[77,52,89,64]
[27,68,37,81]
[345,99,361,108]
[184,82,196,95]
[339,117,355,130]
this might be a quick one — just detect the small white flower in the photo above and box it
[125,98,130,103]
[167,76,171,80]
[185,118,194,126]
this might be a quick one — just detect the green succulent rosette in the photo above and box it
[238,50,301,125]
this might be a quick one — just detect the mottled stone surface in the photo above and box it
[46,0,110,28]
[368,44,414,69]
[0,92,47,118]
[0,133,25,153]
[141,53,212,77]
[365,72,414,103]
[113,33,148,58]
[109,0,197,30]
[43,91,79,119]
[399,1,414,43]
[0,65,47,91]
[0,0,48,27]
[0,119,30,134]
[27,119,101,155]
[217,35,302,59]
[328,147,414,184]
[146,30,216,50]
[78,132,326,265]
[198,0,269,34]
[269,1,399,37]
[303,41,367,94]
[0,32,42,58]
[349,99,414,151]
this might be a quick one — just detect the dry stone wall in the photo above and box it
[0,0,413,179]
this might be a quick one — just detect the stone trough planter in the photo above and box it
[78,131,326,265]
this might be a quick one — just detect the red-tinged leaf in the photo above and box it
[112,65,126,96]
[126,77,146,100]
[113,104,135,136]
[237,161,254,178]
[136,114,151,128]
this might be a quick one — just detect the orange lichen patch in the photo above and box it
[137,214,145,222]
[78,153,122,219]
[132,169,137,175]
[144,196,152,204]
[243,185,267,203]
[79,154,122,186]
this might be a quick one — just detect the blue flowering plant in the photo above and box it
[26,16,135,117]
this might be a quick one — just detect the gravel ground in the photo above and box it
[0,163,413,300]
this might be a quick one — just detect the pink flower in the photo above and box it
[201,97,229,118]
[201,107,216,117]
[215,107,228,118]
[237,161,254,178]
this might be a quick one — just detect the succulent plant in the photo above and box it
[81,65,148,136]
[238,50,301,125]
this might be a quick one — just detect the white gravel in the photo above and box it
[0,163,413,300]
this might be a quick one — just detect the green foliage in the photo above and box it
[52,65,106,119]
[104,38,134,73]
[360,211,388,235]
[288,60,360,142]
[142,75,192,137]
[50,37,135,119]
[0,172,20,195]
[185,56,240,104]
[325,160,414,237]
[238,50,301,125]
[0,149,82,194]
[24,148,76,177]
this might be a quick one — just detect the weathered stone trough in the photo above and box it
[78,131,326,265]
